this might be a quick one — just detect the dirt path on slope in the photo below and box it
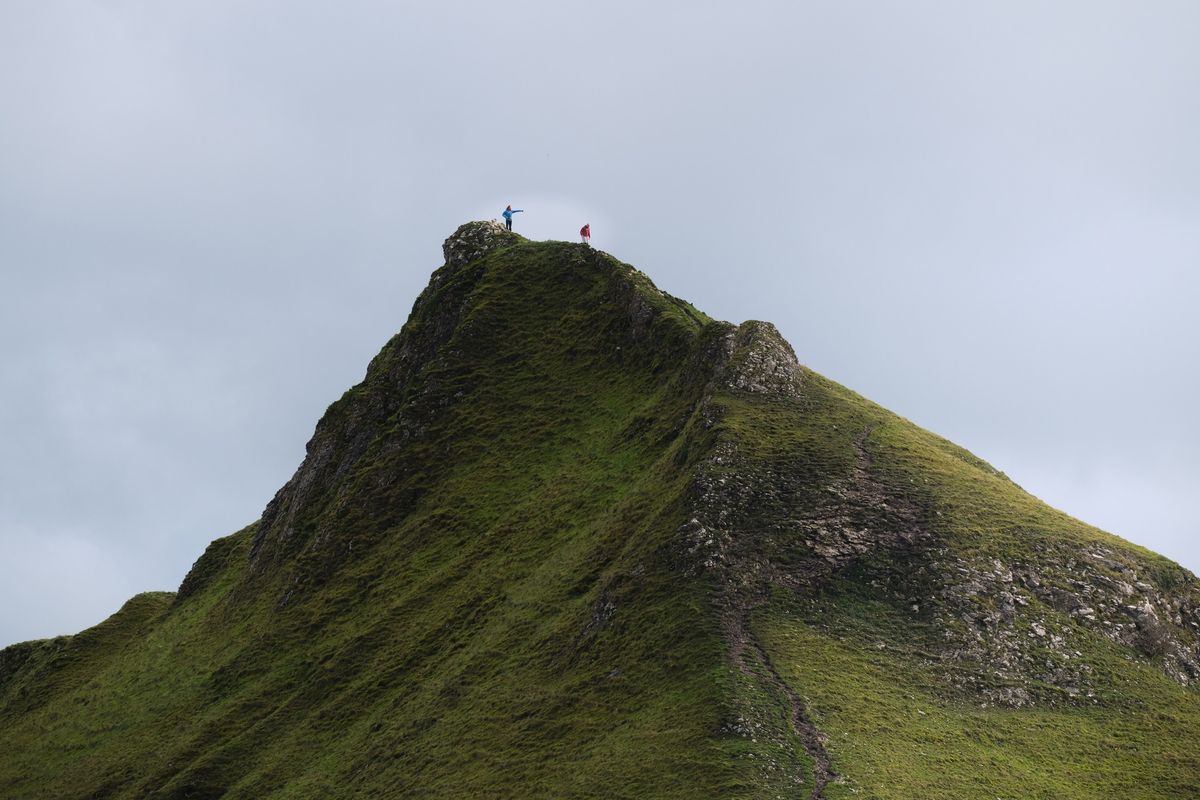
[725,610,835,799]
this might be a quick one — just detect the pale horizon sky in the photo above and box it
[2,1,1197,647]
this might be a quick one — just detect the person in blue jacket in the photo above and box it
[502,205,523,231]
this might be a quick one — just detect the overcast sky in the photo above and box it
[2,1,1197,647]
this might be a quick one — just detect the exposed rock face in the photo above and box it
[680,320,926,594]
[441,219,516,268]
[673,317,1200,708]
[675,321,840,794]
[675,322,802,584]
[720,321,803,396]
[929,543,1200,700]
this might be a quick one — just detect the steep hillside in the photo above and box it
[2,222,1197,799]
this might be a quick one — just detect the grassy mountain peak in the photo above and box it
[2,224,1198,798]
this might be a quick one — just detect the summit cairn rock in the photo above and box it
[442,220,517,269]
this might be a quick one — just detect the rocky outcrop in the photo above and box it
[441,219,517,268]
[679,321,926,592]
[929,542,1200,702]
[675,321,839,797]
[720,321,803,397]
[672,317,1200,710]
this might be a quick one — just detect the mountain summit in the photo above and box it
[2,222,1198,798]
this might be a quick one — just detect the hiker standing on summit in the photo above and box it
[580,223,590,246]
[502,205,523,231]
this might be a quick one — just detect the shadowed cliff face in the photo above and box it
[249,223,520,574]
[3,223,1200,800]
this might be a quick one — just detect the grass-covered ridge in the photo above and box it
[1,222,1197,798]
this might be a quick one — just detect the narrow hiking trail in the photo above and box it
[748,624,836,799]
[726,609,836,799]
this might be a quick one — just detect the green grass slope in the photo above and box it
[703,371,1200,797]
[1,222,1197,799]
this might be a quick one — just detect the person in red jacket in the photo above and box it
[580,223,590,246]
